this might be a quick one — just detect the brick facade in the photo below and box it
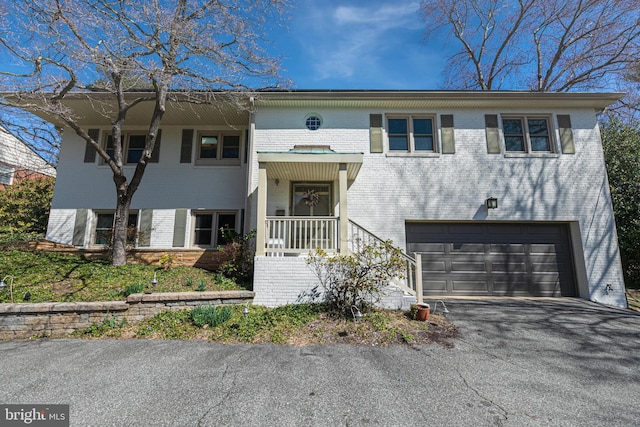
[40,92,627,308]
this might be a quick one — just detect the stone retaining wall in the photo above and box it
[0,291,254,340]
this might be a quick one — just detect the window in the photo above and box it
[387,116,435,152]
[93,212,138,246]
[305,115,322,131]
[0,163,14,185]
[104,132,147,164]
[192,211,237,247]
[503,116,553,153]
[196,132,241,166]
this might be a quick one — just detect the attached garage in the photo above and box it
[406,222,577,297]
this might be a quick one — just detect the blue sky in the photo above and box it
[269,0,448,90]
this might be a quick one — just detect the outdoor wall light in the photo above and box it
[486,197,498,209]
[0,275,14,303]
[151,272,158,286]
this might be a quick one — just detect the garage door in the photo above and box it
[406,223,576,297]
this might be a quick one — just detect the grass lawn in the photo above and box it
[0,246,459,347]
[0,248,246,303]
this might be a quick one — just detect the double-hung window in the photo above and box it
[192,211,237,247]
[387,116,435,152]
[104,132,147,164]
[94,211,138,246]
[196,132,241,166]
[503,116,553,153]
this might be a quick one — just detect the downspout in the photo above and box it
[243,96,256,235]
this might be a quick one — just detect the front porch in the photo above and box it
[251,146,422,306]
[255,146,363,257]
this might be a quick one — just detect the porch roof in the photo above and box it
[257,151,363,181]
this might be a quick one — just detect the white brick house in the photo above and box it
[42,91,628,308]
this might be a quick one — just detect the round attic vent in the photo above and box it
[305,115,322,131]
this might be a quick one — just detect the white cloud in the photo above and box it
[304,1,422,80]
[281,0,444,88]
[334,2,421,28]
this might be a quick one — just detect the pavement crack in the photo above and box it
[456,369,508,425]
[458,337,518,367]
[197,364,238,427]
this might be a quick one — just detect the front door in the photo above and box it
[292,183,332,216]
[291,183,333,251]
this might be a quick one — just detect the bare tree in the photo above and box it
[420,0,640,92]
[0,0,288,266]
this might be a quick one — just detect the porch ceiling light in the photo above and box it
[0,275,14,303]
[486,197,498,209]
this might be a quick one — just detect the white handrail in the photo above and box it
[265,216,338,256]
[348,220,419,298]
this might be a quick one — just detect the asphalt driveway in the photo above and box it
[0,298,638,426]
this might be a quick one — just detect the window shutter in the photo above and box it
[138,209,153,247]
[180,129,194,163]
[441,114,455,154]
[72,209,88,246]
[149,129,161,163]
[369,114,383,153]
[557,115,575,154]
[172,209,187,247]
[244,129,249,163]
[83,129,99,163]
[485,114,501,154]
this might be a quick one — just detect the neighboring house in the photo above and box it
[41,91,627,308]
[0,126,56,189]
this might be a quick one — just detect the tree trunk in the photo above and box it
[112,186,132,267]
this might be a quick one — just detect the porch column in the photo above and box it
[255,163,267,256]
[339,163,348,254]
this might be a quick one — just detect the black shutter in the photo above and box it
[83,129,99,163]
[180,129,194,163]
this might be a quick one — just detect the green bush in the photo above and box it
[215,229,256,286]
[0,177,54,233]
[306,240,406,317]
[122,283,145,297]
[190,305,233,327]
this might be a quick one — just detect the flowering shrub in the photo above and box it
[306,240,406,316]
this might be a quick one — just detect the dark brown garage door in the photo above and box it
[406,222,576,297]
